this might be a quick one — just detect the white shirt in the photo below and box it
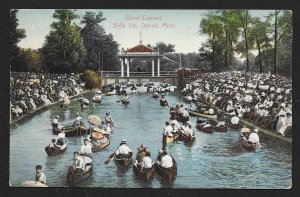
[248,133,260,143]
[115,144,132,155]
[184,128,193,136]
[208,108,214,115]
[161,155,173,168]
[57,132,65,139]
[73,156,84,169]
[231,116,240,124]
[80,143,92,155]
[36,172,46,184]
[182,110,189,117]
[164,125,174,136]
[141,156,152,168]
[74,116,82,125]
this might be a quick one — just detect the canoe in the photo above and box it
[155,156,177,182]
[188,110,217,120]
[240,134,258,151]
[162,134,179,144]
[178,132,196,143]
[133,164,155,181]
[105,91,115,96]
[82,98,89,105]
[196,123,213,133]
[91,139,110,152]
[67,156,93,186]
[20,180,48,187]
[213,125,228,132]
[45,144,67,157]
[226,123,240,129]
[92,97,102,103]
[115,153,133,167]
[153,94,159,98]
[160,100,168,106]
[53,125,87,137]
[121,100,130,105]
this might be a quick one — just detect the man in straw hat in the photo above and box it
[115,139,132,159]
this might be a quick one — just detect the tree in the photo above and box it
[154,42,175,54]
[41,9,86,73]
[18,48,42,72]
[248,17,271,73]
[10,9,26,71]
[81,11,119,71]
[199,12,224,71]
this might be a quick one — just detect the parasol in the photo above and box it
[88,115,101,125]
[240,127,250,133]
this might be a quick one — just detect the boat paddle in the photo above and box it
[104,153,116,164]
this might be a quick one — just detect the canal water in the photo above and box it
[10,89,292,188]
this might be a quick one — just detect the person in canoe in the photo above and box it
[160,96,168,106]
[52,115,59,128]
[135,144,148,164]
[74,113,83,127]
[49,138,65,150]
[156,149,173,168]
[183,123,194,137]
[115,139,132,159]
[56,129,66,145]
[171,120,180,134]
[72,151,84,173]
[122,94,129,102]
[140,151,152,170]
[248,129,261,147]
[35,165,46,184]
[105,112,114,126]
[163,122,175,137]
[80,139,92,157]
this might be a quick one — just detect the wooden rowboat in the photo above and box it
[160,100,168,106]
[115,153,133,167]
[226,123,240,129]
[121,100,130,105]
[196,123,213,133]
[91,96,102,103]
[67,156,93,186]
[21,180,48,187]
[91,139,110,152]
[45,144,66,157]
[213,125,228,132]
[152,94,159,98]
[178,132,196,143]
[240,134,258,151]
[52,125,87,137]
[188,110,217,120]
[133,164,155,181]
[155,156,177,182]
[162,134,179,144]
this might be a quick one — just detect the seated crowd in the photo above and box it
[10,72,85,121]
[188,71,292,137]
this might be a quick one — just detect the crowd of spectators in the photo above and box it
[186,71,292,137]
[10,72,85,121]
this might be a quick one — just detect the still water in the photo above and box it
[10,90,292,188]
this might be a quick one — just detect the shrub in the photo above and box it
[80,69,101,89]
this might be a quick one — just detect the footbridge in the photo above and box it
[101,71,178,86]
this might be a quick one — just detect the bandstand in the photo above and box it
[118,41,163,77]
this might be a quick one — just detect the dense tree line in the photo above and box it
[199,10,292,76]
[10,9,119,74]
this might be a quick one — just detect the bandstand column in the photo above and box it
[126,58,130,77]
[157,58,160,77]
[152,59,155,77]
[120,58,124,77]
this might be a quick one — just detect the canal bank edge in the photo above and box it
[10,90,91,125]
[191,96,292,148]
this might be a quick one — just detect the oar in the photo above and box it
[104,153,116,164]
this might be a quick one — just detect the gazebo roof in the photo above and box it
[126,44,157,53]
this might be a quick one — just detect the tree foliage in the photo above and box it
[199,10,292,76]
[41,9,86,73]
[80,11,119,71]
[10,9,26,71]
[18,48,42,72]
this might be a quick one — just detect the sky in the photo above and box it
[17,9,274,54]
